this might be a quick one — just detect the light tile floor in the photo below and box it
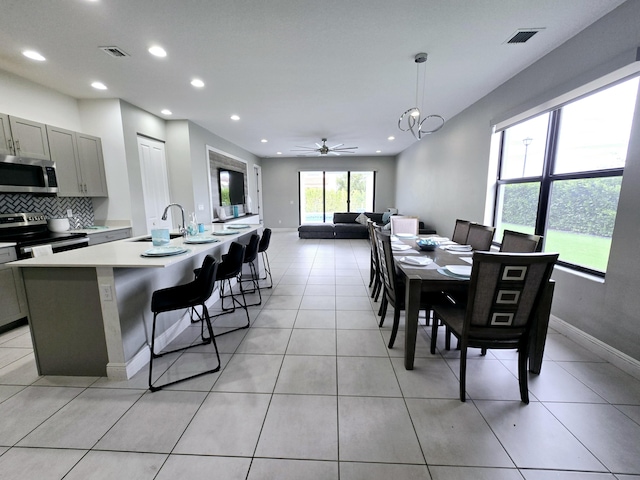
[1,230,639,479]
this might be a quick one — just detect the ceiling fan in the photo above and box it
[292,138,358,156]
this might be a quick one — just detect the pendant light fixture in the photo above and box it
[397,53,445,139]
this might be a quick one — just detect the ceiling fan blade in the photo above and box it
[332,147,358,151]
[291,148,319,151]
[329,143,344,149]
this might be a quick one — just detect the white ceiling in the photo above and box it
[0,0,627,158]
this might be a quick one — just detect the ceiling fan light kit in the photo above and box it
[398,52,445,140]
[291,138,358,156]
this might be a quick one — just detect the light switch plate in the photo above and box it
[66,209,73,218]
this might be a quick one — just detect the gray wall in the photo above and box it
[395,0,640,361]
[261,155,396,228]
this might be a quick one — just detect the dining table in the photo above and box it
[392,235,554,373]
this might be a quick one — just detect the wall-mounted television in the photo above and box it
[218,168,245,206]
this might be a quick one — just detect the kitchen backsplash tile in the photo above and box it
[0,194,94,227]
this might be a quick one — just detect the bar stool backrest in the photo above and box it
[218,242,246,279]
[244,234,260,263]
[258,228,272,253]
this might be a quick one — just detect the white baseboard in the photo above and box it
[550,315,640,381]
[108,283,227,381]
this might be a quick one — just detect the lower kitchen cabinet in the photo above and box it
[0,247,28,328]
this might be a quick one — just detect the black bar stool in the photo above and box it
[148,255,221,391]
[214,241,251,336]
[238,233,262,306]
[257,228,273,289]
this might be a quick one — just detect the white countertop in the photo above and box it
[10,226,260,268]
[70,226,131,235]
[0,242,16,248]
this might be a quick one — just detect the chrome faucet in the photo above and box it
[161,203,187,237]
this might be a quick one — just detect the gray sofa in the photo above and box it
[298,212,438,239]
[298,212,384,239]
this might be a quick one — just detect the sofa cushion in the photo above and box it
[334,223,368,239]
[298,224,335,239]
[355,213,369,225]
[333,212,360,224]
[367,212,385,224]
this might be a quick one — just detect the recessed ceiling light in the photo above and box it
[161,109,172,115]
[277,152,282,155]
[190,78,205,88]
[22,50,46,61]
[388,136,395,141]
[91,81,107,90]
[148,46,167,58]
[261,139,268,143]
[376,150,382,153]
[230,114,240,121]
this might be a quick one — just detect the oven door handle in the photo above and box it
[20,237,89,255]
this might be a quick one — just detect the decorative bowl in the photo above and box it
[416,238,438,251]
[47,218,70,232]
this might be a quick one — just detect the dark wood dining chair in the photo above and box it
[466,223,495,251]
[500,230,542,253]
[367,220,382,301]
[451,219,472,244]
[430,251,558,403]
[374,228,439,348]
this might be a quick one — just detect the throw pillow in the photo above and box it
[382,212,392,224]
[355,213,369,225]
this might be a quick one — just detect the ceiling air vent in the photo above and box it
[99,46,130,58]
[505,28,544,44]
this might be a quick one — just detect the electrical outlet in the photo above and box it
[198,204,205,211]
[100,284,113,301]
[66,209,73,218]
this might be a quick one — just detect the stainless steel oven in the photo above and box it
[0,212,88,259]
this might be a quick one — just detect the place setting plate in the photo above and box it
[398,256,433,267]
[183,236,220,244]
[211,230,239,236]
[443,244,473,252]
[141,246,190,257]
[437,264,472,279]
[391,243,412,251]
[226,224,250,229]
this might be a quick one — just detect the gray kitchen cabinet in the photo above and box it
[0,247,27,328]
[47,125,108,197]
[0,114,12,155]
[88,228,131,245]
[0,114,50,160]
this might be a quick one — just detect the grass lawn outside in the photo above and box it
[499,223,611,272]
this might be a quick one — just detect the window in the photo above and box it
[299,171,375,224]
[494,76,639,275]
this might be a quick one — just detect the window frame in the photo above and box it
[494,96,628,277]
[298,170,376,225]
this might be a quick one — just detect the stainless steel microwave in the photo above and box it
[0,155,58,194]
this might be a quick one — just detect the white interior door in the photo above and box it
[137,136,171,234]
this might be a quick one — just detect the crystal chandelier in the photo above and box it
[397,53,445,139]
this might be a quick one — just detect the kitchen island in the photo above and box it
[10,225,262,380]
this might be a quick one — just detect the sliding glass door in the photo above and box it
[299,171,375,224]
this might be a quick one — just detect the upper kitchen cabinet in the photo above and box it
[0,114,51,160]
[47,125,108,197]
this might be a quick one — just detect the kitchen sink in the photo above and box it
[131,233,184,242]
